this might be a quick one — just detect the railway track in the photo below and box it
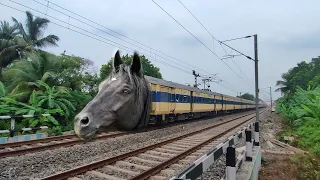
[0,131,129,158]
[42,110,265,180]
[0,110,257,158]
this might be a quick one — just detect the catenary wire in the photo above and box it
[38,0,213,75]
[32,0,199,73]
[151,0,253,88]
[1,2,191,75]
[177,0,252,83]
[40,0,247,93]
[0,1,243,94]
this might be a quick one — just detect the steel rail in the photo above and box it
[0,110,257,158]
[131,109,266,180]
[1,110,255,150]
[41,110,263,180]
[0,132,130,158]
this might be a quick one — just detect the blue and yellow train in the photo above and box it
[145,76,265,124]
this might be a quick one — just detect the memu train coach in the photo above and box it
[146,76,265,125]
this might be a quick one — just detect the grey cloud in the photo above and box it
[271,30,320,49]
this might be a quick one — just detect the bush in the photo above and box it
[294,153,320,180]
[276,86,320,154]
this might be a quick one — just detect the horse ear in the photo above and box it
[131,51,142,76]
[113,50,122,72]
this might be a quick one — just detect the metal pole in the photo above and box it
[269,87,272,111]
[254,34,260,146]
[240,92,242,110]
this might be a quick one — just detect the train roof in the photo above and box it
[145,75,252,102]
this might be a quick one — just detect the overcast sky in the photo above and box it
[1,0,319,103]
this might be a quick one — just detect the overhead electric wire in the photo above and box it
[152,0,253,88]
[41,0,246,94]
[0,2,191,75]
[177,0,252,84]
[1,1,243,95]
[32,0,198,73]
[230,58,251,81]
[13,0,192,74]
[37,0,213,75]
[37,0,244,94]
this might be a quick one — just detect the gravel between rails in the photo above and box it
[0,111,255,180]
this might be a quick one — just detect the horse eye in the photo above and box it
[123,89,130,94]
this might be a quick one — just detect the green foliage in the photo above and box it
[56,53,99,96]
[1,11,59,80]
[0,12,163,137]
[100,54,162,80]
[236,93,255,101]
[275,57,320,94]
[293,153,320,180]
[275,56,320,178]
[276,85,320,159]
[3,52,60,93]
[11,11,59,48]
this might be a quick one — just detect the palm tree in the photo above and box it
[275,73,289,95]
[0,21,22,79]
[12,11,59,49]
[0,21,19,40]
[3,52,61,97]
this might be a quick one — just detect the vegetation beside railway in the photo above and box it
[0,11,162,136]
[275,57,320,179]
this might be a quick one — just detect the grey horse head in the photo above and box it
[74,50,151,141]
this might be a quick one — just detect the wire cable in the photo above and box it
[177,0,253,83]
[1,1,243,95]
[41,0,248,93]
[1,1,191,75]
[38,0,213,75]
[152,0,253,88]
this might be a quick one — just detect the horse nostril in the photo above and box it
[80,117,90,126]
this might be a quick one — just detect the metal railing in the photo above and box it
[0,114,50,137]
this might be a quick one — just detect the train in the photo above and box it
[145,75,266,125]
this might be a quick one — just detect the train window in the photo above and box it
[176,94,179,102]
[171,94,175,102]
[152,91,156,102]
[179,95,183,102]
[161,92,167,102]
[184,95,187,102]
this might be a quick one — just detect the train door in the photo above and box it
[213,95,216,112]
[169,87,175,112]
[221,95,224,111]
[189,91,193,112]
[160,85,170,113]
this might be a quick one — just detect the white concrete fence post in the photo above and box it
[254,122,260,146]
[245,130,253,161]
[10,118,15,137]
[226,146,236,180]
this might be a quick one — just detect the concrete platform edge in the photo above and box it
[236,146,261,180]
